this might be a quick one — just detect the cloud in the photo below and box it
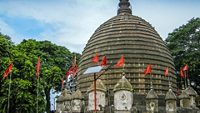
[0,0,118,53]
[0,0,199,53]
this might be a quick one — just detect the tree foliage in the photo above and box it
[165,18,200,94]
[0,33,80,113]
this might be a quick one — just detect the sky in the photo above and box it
[0,0,199,53]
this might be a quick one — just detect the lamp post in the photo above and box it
[84,65,111,113]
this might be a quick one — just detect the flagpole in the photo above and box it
[7,72,12,113]
[184,71,187,89]
[36,75,39,113]
[186,70,190,87]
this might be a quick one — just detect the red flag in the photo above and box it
[66,64,78,77]
[183,64,188,71]
[164,67,169,77]
[36,57,40,79]
[100,56,107,67]
[180,68,184,78]
[115,55,125,67]
[3,63,13,79]
[92,53,99,63]
[144,64,151,76]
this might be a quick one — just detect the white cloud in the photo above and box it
[0,0,199,53]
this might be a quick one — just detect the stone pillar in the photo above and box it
[165,89,177,113]
[71,89,84,113]
[87,79,107,112]
[178,90,190,108]
[146,88,158,113]
[56,95,64,113]
[62,89,72,113]
[185,86,198,108]
[113,75,133,113]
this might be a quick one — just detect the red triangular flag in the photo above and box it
[115,55,125,67]
[3,63,13,79]
[66,65,78,77]
[92,53,99,63]
[66,67,73,77]
[180,68,184,78]
[100,56,107,67]
[36,57,40,79]
[183,64,188,71]
[144,64,151,76]
[164,67,169,77]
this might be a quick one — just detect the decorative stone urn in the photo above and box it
[165,88,177,113]
[146,88,158,113]
[113,75,133,113]
[185,86,198,108]
[87,79,107,112]
[62,89,72,113]
[71,89,84,113]
[178,90,190,108]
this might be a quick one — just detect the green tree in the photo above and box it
[16,39,73,113]
[0,34,79,113]
[165,18,200,94]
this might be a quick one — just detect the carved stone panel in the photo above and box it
[71,99,82,112]
[56,103,62,113]
[114,90,133,110]
[88,91,106,111]
[146,100,158,112]
[166,100,176,112]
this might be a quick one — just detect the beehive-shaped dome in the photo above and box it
[77,0,177,95]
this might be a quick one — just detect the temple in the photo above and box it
[56,0,200,113]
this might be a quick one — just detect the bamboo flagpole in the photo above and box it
[2,63,13,113]
[36,75,39,113]
[36,57,40,113]
[7,72,12,113]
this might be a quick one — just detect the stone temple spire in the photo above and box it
[117,0,132,15]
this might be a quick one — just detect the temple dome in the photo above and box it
[77,0,177,95]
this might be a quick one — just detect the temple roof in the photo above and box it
[185,86,198,96]
[77,0,177,95]
[88,79,107,92]
[72,89,84,99]
[63,89,71,101]
[178,90,190,99]
[113,75,133,92]
[146,89,158,99]
[165,89,176,100]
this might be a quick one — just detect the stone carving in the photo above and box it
[113,75,133,111]
[146,88,158,113]
[71,89,84,112]
[165,88,177,113]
